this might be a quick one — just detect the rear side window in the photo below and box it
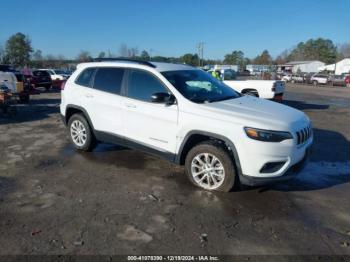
[76,68,95,87]
[93,67,125,94]
[127,69,167,102]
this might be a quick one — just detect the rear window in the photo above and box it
[92,67,125,94]
[33,71,50,77]
[75,68,96,87]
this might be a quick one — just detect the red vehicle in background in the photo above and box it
[22,69,52,91]
[346,75,350,88]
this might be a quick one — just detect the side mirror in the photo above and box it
[151,92,175,105]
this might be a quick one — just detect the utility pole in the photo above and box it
[196,42,205,67]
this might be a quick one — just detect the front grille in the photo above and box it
[296,125,312,145]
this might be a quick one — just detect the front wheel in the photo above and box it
[313,80,318,86]
[68,114,96,151]
[185,141,236,192]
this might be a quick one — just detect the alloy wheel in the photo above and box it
[70,120,87,147]
[191,153,225,190]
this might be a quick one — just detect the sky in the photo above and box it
[1,0,349,60]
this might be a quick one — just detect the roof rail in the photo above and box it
[93,58,156,68]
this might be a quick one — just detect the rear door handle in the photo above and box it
[85,94,94,98]
[125,103,137,108]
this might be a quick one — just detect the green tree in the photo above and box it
[288,38,338,64]
[180,53,199,66]
[4,32,33,66]
[76,50,92,62]
[98,51,106,58]
[223,50,245,68]
[253,50,272,65]
[140,50,151,61]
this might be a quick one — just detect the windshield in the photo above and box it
[54,70,65,74]
[162,70,240,103]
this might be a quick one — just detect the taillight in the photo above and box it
[61,81,66,90]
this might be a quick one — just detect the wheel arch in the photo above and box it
[176,130,243,177]
[65,105,95,131]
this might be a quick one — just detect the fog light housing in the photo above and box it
[260,161,286,173]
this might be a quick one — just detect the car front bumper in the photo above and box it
[239,143,312,186]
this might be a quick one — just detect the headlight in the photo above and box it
[244,127,293,142]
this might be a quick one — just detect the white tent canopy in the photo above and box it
[318,58,350,74]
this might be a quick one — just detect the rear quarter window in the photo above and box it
[92,67,125,94]
[75,68,96,87]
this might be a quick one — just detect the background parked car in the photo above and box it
[310,73,329,86]
[281,74,292,82]
[39,69,67,81]
[345,75,350,87]
[31,70,53,90]
[328,74,348,87]
[291,74,304,83]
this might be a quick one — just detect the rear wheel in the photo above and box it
[68,114,96,151]
[185,141,236,192]
[313,80,318,86]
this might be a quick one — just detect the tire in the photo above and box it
[44,84,51,91]
[185,141,236,192]
[313,80,318,86]
[67,113,97,152]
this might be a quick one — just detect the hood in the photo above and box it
[199,95,309,131]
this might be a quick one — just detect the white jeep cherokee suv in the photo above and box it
[60,59,313,192]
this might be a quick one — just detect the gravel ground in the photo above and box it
[0,84,349,256]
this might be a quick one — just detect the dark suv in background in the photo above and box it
[30,70,53,90]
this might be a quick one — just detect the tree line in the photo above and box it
[1,32,349,69]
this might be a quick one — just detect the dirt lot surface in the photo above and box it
[0,84,350,256]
